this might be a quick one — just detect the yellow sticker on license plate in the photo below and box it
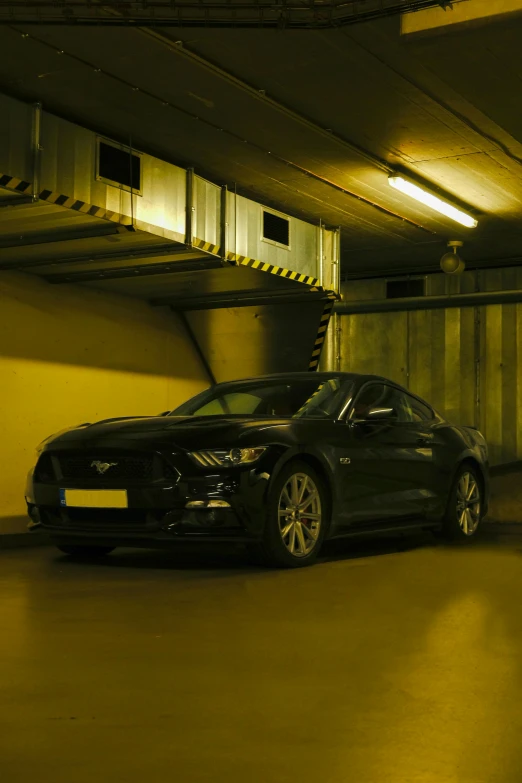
[62,489,128,508]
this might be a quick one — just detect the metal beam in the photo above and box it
[153,289,330,311]
[0,195,35,209]
[0,242,200,271]
[341,256,522,283]
[334,289,522,315]
[44,256,224,284]
[0,223,128,250]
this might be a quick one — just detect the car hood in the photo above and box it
[44,415,292,451]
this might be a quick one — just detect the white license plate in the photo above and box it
[60,489,128,509]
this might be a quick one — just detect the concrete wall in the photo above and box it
[488,465,522,524]
[340,267,522,466]
[0,272,208,534]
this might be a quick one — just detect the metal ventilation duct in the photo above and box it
[0,1,467,29]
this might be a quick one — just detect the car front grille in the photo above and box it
[35,452,178,483]
[59,455,154,481]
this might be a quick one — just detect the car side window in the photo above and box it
[350,383,386,419]
[403,392,434,422]
[384,388,412,423]
[350,383,414,423]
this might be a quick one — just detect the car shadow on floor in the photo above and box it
[52,530,440,573]
[320,529,439,563]
[54,544,260,576]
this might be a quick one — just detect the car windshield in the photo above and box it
[170,377,352,419]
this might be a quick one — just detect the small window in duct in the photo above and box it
[96,138,142,195]
[386,278,425,299]
[262,210,290,248]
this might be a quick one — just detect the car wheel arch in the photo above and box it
[450,456,487,508]
[458,456,486,489]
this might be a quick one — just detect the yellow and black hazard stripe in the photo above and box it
[0,173,32,195]
[38,189,134,227]
[309,296,336,371]
[192,237,221,256]
[0,175,134,227]
[226,251,335,370]
[227,252,322,289]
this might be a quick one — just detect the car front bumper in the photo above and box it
[28,464,271,546]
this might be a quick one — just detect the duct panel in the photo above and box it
[39,111,186,239]
[194,175,221,251]
[321,228,340,293]
[0,93,33,186]
[227,190,319,280]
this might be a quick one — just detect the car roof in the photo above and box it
[210,372,432,406]
[212,372,389,387]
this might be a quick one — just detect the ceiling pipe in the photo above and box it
[334,289,522,315]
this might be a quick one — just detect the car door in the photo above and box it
[400,390,445,514]
[333,382,435,529]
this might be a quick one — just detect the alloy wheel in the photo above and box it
[278,472,322,557]
[456,472,481,536]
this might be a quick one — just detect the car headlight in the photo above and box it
[189,447,267,468]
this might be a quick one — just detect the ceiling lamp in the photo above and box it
[388,175,478,228]
[440,241,465,275]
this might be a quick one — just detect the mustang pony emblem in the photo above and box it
[91,460,118,475]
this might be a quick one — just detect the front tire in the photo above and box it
[253,460,329,568]
[56,545,115,558]
[441,464,483,541]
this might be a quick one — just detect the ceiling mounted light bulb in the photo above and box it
[441,240,465,275]
[388,175,478,228]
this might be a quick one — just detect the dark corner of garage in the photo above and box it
[2,2,522,781]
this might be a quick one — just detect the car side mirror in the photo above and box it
[366,407,396,420]
[350,407,397,425]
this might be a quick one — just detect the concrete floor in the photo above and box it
[1,534,522,783]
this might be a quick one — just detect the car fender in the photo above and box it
[451,447,489,491]
[266,444,337,512]
[438,448,489,518]
[25,467,35,505]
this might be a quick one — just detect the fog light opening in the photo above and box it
[26,504,41,527]
[185,499,231,509]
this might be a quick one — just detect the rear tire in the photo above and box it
[56,545,115,558]
[441,464,483,541]
[252,460,329,568]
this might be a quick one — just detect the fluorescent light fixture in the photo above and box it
[388,176,478,228]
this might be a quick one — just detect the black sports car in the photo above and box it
[27,373,489,567]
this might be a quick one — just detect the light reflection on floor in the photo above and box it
[1,534,521,783]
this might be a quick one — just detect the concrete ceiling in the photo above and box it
[1,12,522,278]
